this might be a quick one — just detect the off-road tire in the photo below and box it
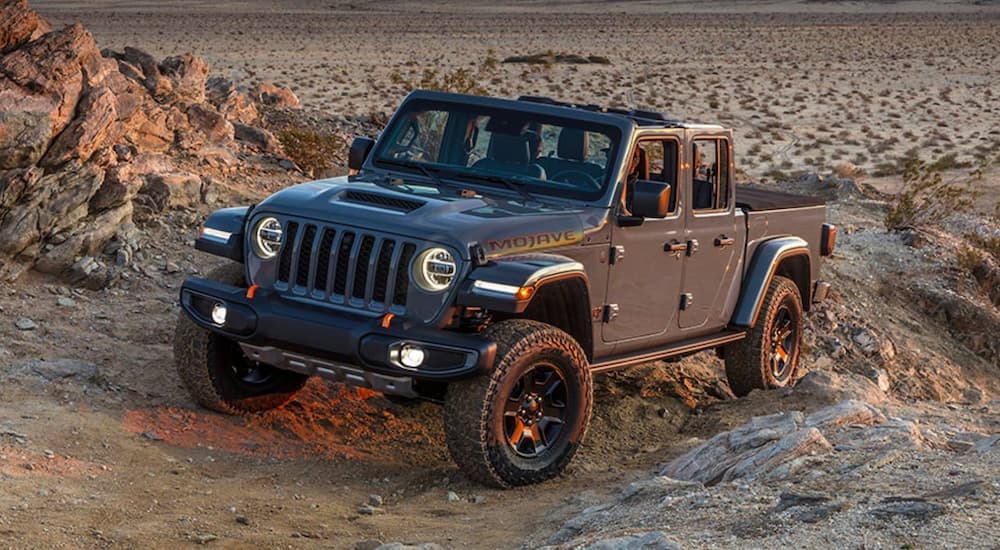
[444,319,593,488]
[724,275,804,397]
[174,263,308,414]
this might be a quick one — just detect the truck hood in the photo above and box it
[254,176,611,260]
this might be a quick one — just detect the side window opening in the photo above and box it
[627,139,679,215]
[692,138,730,211]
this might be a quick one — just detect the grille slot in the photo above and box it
[342,190,425,213]
[273,219,419,313]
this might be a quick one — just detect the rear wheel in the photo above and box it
[444,320,592,487]
[724,275,803,397]
[174,263,308,414]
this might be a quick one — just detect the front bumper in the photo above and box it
[179,276,496,385]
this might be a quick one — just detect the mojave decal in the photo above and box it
[486,229,583,256]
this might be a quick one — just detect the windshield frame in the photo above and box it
[370,96,625,203]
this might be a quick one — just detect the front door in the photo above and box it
[679,136,744,330]
[603,137,685,344]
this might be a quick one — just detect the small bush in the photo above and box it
[883,157,978,231]
[276,130,343,177]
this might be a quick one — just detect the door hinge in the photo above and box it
[609,245,625,265]
[686,239,699,256]
[680,293,694,310]
[602,304,620,322]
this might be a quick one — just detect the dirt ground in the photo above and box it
[2,1,998,548]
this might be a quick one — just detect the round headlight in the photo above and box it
[252,217,283,259]
[412,247,457,292]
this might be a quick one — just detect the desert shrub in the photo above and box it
[883,157,977,231]
[415,67,487,95]
[833,162,866,179]
[276,129,343,177]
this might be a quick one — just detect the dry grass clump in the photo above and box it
[883,157,978,231]
[276,129,343,177]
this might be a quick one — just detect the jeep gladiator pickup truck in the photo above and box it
[176,90,835,487]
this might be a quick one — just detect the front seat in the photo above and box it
[537,128,604,181]
[472,134,545,179]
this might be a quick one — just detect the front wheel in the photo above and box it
[444,320,593,487]
[724,275,804,397]
[174,263,309,414]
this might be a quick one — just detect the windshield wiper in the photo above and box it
[455,169,539,203]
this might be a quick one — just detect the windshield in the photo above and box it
[372,99,621,201]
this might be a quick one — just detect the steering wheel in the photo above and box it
[550,170,600,190]
[386,145,429,161]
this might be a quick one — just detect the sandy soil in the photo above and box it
[2,1,998,548]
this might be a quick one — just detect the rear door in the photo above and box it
[602,136,685,344]
[678,134,745,331]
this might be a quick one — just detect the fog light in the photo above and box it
[211,303,228,325]
[398,344,426,368]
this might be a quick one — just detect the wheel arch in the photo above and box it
[456,254,594,360]
[731,236,811,328]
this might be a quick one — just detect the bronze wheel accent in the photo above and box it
[502,363,569,458]
[768,305,797,383]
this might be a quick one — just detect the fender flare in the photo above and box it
[195,206,250,262]
[456,253,588,314]
[731,236,811,328]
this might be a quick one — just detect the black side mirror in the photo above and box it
[348,136,375,171]
[630,180,672,219]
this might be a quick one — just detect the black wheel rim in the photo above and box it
[769,304,797,382]
[502,363,569,458]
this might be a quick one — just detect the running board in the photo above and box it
[590,331,746,373]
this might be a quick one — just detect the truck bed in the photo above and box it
[735,186,825,211]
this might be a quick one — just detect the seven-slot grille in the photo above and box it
[275,219,418,313]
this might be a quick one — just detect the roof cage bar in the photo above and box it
[516,95,681,127]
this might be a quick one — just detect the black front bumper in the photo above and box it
[179,277,496,382]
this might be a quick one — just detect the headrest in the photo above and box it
[557,128,589,161]
[490,133,531,164]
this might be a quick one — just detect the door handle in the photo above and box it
[664,241,687,253]
[714,236,736,247]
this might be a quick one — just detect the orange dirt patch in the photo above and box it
[122,380,444,463]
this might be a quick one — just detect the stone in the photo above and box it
[368,494,383,507]
[158,53,209,103]
[252,82,300,108]
[372,544,444,550]
[39,85,120,168]
[233,122,281,153]
[184,103,233,145]
[924,480,986,500]
[661,411,832,484]
[794,371,886,404]
[871,497,945,521]
[574,531,682,550]
[0,0,50,54]
[0,111,51,169]
[56,296,75,307]
[14,317,36,330]
[445,491,460,502]
[804,400,886,430]
[19,358,98,381]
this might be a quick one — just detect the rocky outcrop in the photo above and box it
[0,0,294,287]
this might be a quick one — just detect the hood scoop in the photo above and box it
[341,190,425,213]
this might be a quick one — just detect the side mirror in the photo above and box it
[348,136,375,172]
[630,180,672,219]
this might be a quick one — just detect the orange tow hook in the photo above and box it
[381,312,395,329]
[246,284,260,299]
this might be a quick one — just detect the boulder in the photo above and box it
[0,23,102,137]
[206,76,258,124]
[252,82,300,108]
[39,85,120,167]
[158,53,208,103]
[0,110,50,169]
[233,122,281,153]
[0,0,50,54]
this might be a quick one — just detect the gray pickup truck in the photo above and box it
[176,90,835,487]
